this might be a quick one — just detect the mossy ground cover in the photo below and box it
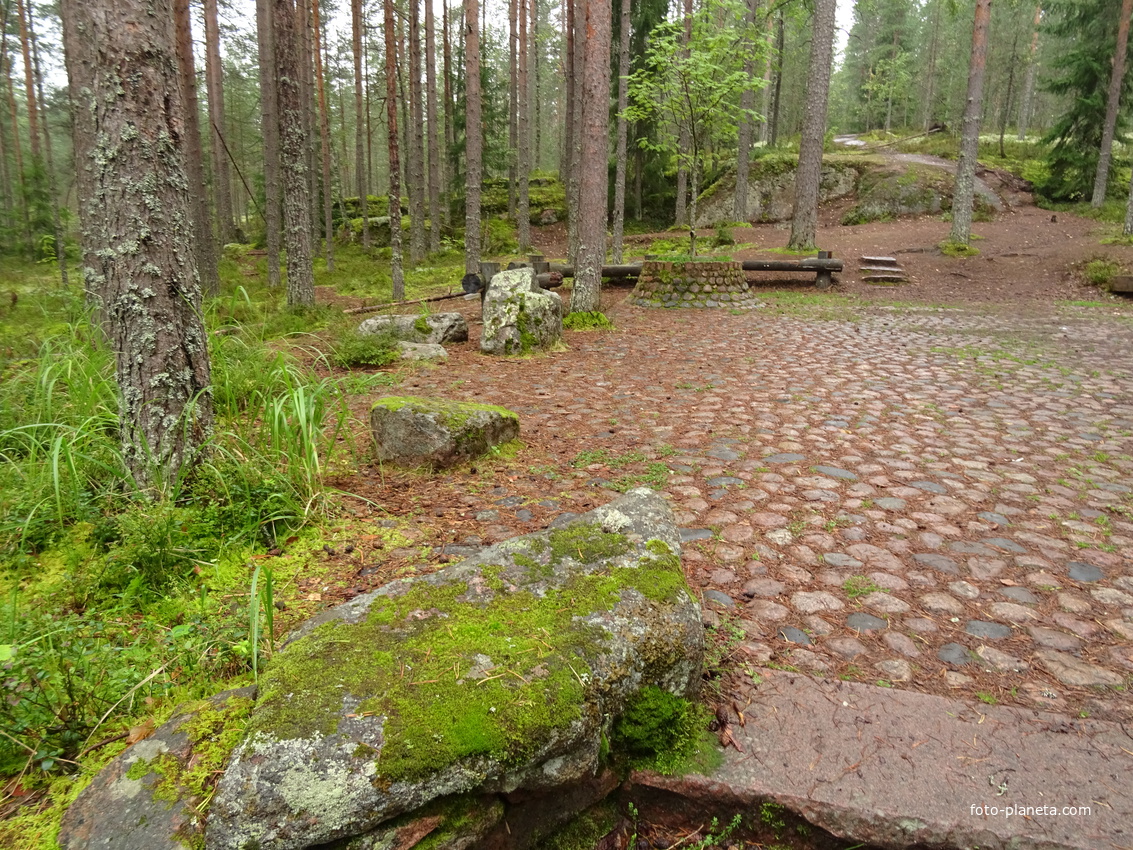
[248,525,689,785]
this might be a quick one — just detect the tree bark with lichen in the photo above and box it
[61,0,213,492]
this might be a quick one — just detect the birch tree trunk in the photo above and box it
[174,0,221,298]
[1091,0,1133,208]
[611,0,630,264]
[464,0,482,276]
[425,0,441,253]
[787,0,836,251]
[570,0,610,314]
[276,0,316,305]
[204,0,235,242]
[61,0,213,491]
[383,0,405,299]
[949,0,992,246]
[257,0,283,288]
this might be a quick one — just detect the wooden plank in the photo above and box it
[860,256,898,265]
[861,265,906,273]
[862,273,907,283]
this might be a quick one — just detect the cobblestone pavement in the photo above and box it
[359,292,1133,721]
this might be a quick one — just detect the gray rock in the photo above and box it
[1035,650,1124,688]
[207,490,702,850]
[358,312,469,345]
[370,396,519,469]
[59,688,256,850]
[1067,561,1104,583]
[982,537,1026,554]
[937,643,972,666]
[875,498,906,511]
[396,341,448,361]
[912,553,959,574]
[813,465,858,481]
[778,627,812,645]
[846,612,887,632]
[704,589,736,608]
[480,268,564,355]
[761,453,806,464]
[964,620,1013,640]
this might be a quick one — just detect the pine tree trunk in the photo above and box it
[949,0,992,246]
[297,0,317,241]
[611,0,630,263]
[384,0,405,298]
[312,0,335,271]
[532,0,541,172]
[408,0,426,263]
[174,0,221,298]
[204,0,235,243]
[256,0,283,288]
[570,0,610,315]
[61,0,213,491]
[922,0,941,129]
[734,0,760,223]
[998,31,1019,159]
[787,0,836,251]
[508,0,518,220]
[769,10,784,147]
[352,0,369,249]
[2,6,31,254]
[674,0,692,227]
[464,0,482,276]
[425,0,441,253]
[26,2,68,287]
[276,0,316,305]
[1016,5,1041,140]
[568,0,585,264]
[517,0,531,250]
[443,0,455,196]
[1092,0,1133,207]
[14,0,39,161]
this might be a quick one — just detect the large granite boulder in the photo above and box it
[206,489,702,850]
[58,688,256,850]
[358,313,469,346]
[480,268,563,356]
[370,396,519,468]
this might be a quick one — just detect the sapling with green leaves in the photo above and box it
[624,0,762,256]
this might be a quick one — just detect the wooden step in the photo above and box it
[862,273,908,283]
[860,265,906,273]
[860,256,899,266]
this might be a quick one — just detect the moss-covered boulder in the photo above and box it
[358,313,469,346]
[370,396,519,469]
[59,687,255,850]
[480,268,563,356]
[695,156,860,226]
[205,489,702,850]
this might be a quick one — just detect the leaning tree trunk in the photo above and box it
[788,0,836,251]
[949,0,992,247]
[734,0,760,223]
[464,0,482,276]
[570,0,610,314]
[1092,0,1133,208]
[610,0,630,264]
[384,0,405,298]
[174,0,221,298]
[61,0,213,492]
[204,0,235,243]
[276,0,316,306]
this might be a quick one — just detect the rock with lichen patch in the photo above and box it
[205,489,701,850]
[358,313,469,345]
[370,396,519,469]
[480,268,563,356]
[58,687,255,850]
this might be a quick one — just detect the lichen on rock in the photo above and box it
[369,396,520,469]
[205,489,701,850]
[480,268,563,356]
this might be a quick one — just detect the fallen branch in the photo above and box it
[343,290,468,315]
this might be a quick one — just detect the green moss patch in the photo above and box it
[611,685,720,776]
[371,395,518,426]
[247,526,690,785]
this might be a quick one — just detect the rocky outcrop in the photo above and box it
[480,268,563,356]
[370,396,520,469]
[695,159,860,226]
[205,488,702,850]
[357,313,469,346]
[59,688,256,850]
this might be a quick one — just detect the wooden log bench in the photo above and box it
[549,254,844,290]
